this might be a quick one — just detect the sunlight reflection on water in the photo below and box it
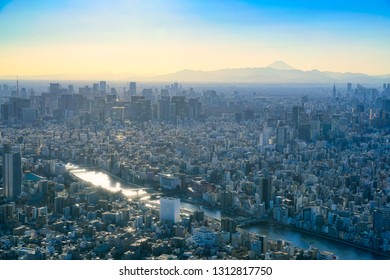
[66,163,147,197]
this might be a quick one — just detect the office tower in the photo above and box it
[220,191,233,208]
[129,96,152,122]
[221,217,237,233]
[160,197,180,223]
[292,106,302,127]
[158,96,171,121]
[373,209,383,232]
[382,99,390,112]
[172,82,179,93]
[1,97,31,122]
[129,82,136,96]
[383,83,390,95]
[0,203,16,223]
[258,235,268,254]
[298,123,311,142]
[347,83,352,95]
[259,133,265,146]
[276,126,287,152]
[2,144,22,200]
[49,83,60,94]
[99,81,107,93]
[171,96,187,117]
[19,88,26,98]
[93,83,99,94]
[259,177,272,210]
[332,83,336,98]
[54,196,65,215]
[188,98,201,120]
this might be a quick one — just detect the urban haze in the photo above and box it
[1,0,390,260]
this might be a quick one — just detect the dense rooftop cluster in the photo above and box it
[0,81,390,259]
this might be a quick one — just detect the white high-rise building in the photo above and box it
[160,197,180,223]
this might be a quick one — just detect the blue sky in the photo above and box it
[0,0,389,76]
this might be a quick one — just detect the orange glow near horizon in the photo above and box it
[1,1,389,78]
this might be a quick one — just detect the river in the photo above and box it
[67,163,387,260]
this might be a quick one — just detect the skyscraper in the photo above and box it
[158,96,171,121]
[188,98,201,120]
[2,144,22,200]
[347,83,352,95]
[258,235,268,254]
[276,126,287,152]
[49,83,60,94]
[160,197,180,223]
[99,81,107,93]
[258,177,272,210]
[129,82,136,96]
[93,83,99,94]
[292,106,302,127]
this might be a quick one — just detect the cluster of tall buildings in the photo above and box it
[0,80,390,259]
[0,81,201,124]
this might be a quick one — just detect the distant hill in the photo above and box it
[267,61,296,71]
[150,61,390,84]
[2,61,389,84]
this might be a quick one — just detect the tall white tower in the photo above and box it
[160,197,180,223]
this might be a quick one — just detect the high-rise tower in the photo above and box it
[347,83,352,95]
[160,197,180,223]
[129,82,136,96]
[258,177,272,210]
[332,83,336,98]
[2,144,22,200]
[99,81,107,94]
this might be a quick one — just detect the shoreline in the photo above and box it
[241,220,390,259]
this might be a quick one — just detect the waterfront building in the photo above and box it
[160,197,181,223]
[159,173,181,190]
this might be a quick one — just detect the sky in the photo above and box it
[0,0,390,78]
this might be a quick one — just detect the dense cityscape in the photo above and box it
[0,80,389,260]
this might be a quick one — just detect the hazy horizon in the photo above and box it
[1,60,390,80]
[1,1,390,77]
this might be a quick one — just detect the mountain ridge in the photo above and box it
[1,61,389,83]
[150,62,390,84]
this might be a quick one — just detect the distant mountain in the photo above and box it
[2,61,389,84]
[150,62,390,84]
[267,61,296,71]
